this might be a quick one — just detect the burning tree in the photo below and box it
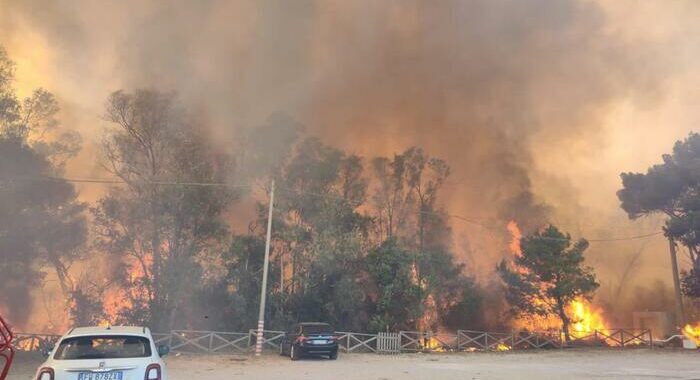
[497,225,599,342]
[92,89,238,330]
[370,147,481,332]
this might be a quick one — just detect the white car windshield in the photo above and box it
[54,335,152,360]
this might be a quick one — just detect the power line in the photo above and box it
[587,231,664,242]
[273,185,665,243]
[2,176,252,189]
[3,175,666,243]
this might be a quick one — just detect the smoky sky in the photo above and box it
[0,1,673,194]
[1,0,697,325]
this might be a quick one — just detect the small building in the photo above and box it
[633,311,675,338]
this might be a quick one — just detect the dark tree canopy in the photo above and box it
[0,46,86,324]
[618,133,700,297]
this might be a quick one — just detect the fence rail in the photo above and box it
[168,330,251,353]
[13,333,60,352]
[336,332,378,353]
[11,328,654,354]
[568,329,653,348]
[512,331,562,349]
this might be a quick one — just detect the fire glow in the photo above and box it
[682,323,700,345]
[99,254,153,326]
[569,299,608,339]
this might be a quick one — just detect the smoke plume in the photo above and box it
[1,0,699,328]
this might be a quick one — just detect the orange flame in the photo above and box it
[495,343,511,351]
[683,323,700,346]
[98,254,152,326]
[423,335,446,352]
[568,298,609,338]
[507,220,522,257]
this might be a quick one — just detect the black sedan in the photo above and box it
[279,322,339,360]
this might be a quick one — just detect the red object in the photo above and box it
[144,363,161,380]
[0,315,13,380]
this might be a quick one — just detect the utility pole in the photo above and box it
[255,180,275,357]
[668,237,686,328]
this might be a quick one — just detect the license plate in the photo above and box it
[312,340,327,345]
[78,371,123,380]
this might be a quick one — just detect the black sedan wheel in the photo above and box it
[290,345,300,361]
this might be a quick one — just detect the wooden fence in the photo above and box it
[11,328,653,354]
[377,332,400,354]
[461,330,563,350]
[166,330,251,353]
[13,333,60,352]
[336,332,378,353]
[567,329,653,348]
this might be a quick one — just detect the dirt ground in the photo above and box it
[8,349,700,380]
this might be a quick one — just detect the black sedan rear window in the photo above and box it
[54,335,151,360]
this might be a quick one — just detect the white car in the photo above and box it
[34,326,169,380]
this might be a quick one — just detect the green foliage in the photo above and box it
[365,239,424,332]
[293,229,368,330]
[191,235,266,331]
[440,277,484,330]
[419,248,483,330]
[498,225,598,341]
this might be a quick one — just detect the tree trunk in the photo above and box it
[418,204,425,254]
[556,296,571,343]
[49,253,73,297]
[691,245,700,272]
[668,238,686,328]
[150,191,165,330]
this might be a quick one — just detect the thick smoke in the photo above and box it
[1,0,697,327]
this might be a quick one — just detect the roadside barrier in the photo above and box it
[12,328,654,354]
